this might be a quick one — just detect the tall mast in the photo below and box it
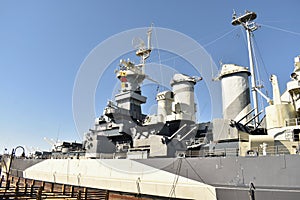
[232,10,259,125]
[135,25,152,65]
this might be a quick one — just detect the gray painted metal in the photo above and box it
[6,155,300,200]
[135,155,300,200]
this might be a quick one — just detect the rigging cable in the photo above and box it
[184,158,217,199]
[252,35,271,82]
[152,27,240,64]
[153,25,163,93]
[168,158,183,198]
[252,34,272,110]
[251,34,265,113]
[260,23,300,36]
[203,27,240,47]
[239,27,248,51]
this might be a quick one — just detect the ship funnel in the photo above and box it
[156,91,174,122]
[217,64,251,123]
[170,74,201,122]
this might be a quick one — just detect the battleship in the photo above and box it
[2,11,300,200]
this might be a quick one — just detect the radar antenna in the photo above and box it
[132,37,146,51]
[132,24,153,65]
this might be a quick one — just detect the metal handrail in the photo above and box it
[285,117,300,126]
[185,144,297,158]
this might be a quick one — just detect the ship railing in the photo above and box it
[185,138,205,146]
[185,145,294,158]
[213,148,239,156]
[96,153,128,159]
[285,117,300,127]
[250,145,292,156]
[186,148,239,157]
[113,152,127,159]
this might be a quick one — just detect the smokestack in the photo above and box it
[217,64,251,123]
[170,74,201,122]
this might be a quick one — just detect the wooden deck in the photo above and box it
[0,176,155,200]
[0,176,109,199]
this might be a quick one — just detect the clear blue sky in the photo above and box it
[1,0,300,152]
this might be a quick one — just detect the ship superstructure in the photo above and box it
[80,11,300,160]
[82,26,204,160]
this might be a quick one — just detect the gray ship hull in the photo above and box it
[5,155,300,200]
[137,155,300,199]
